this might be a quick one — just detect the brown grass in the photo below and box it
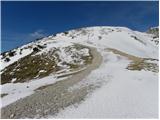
[107,48,158,73]
[1,44,93,84]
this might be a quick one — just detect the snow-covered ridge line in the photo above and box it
[1,26,158,72]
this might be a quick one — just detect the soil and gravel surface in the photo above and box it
[1,47,102,119]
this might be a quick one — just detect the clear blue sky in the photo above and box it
[1,1,159,52]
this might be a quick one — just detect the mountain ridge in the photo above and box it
[1,26,159,118]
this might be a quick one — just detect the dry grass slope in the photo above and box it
[1,44,93,84]
[107,48,158,73]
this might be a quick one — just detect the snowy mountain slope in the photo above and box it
[0,26,158,71]
[1,43,92,84]
[0,26,159,118]
[54,51,158,118]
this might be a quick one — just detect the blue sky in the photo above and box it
[1,1,159,52]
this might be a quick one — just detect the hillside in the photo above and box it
[1,26,159,118]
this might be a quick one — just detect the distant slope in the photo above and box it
[147,26,159,37]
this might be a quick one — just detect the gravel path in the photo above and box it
[1,47,102,119]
